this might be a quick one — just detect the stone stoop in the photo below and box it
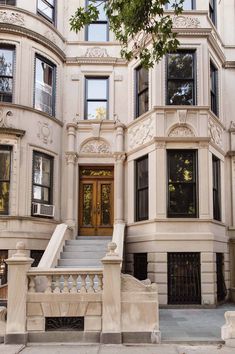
[57,236,112,268]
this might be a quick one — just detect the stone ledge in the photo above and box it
[5,332,28,344]
[28,331,100,343]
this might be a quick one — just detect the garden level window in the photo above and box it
[135,66,149,118]
[209,0,216,26]
[135,155,148,221]
[210,62,218,116]
[0,46,14,103]
[167,51,196,105]
[86,1,108,41]
[32,152,53,206]
[0,146,11,215]
[85,77,108,120]
[212,155,221,221]
[166,0,195,10]
[34,55,56,116]
[37,0,55,23]
[167,150,197,217]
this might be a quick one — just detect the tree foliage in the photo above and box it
[70,0,184,68]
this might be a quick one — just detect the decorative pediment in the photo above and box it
[168,125,195,137]
[80,139,111,154]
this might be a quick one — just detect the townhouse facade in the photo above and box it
[0,0,235,306]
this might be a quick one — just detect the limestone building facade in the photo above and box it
[0,0,235,306]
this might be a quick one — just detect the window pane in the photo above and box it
[137,189,148,220]
[136,156,148,221]
[0,48,13,76]
[0,150,10,180]
[167,80,193,105]
[167,0,193,10]
[33,155,51,186]
[38,0,53,20]
[169,151,194,183]
[169,183,196,215]
[137,67,148,93]
[87,79,107,99]
[138,90,149,117]
[87,23,107,42]
[0,182,9,214]
[88,0,106,21]
[87,101,107,120]
[0,0,16,5]
[0,77,13,94]
[137,158,148,188]
[33,185,42,201]
[168,53,193,79]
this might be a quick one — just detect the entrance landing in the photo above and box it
[160,303,235,343]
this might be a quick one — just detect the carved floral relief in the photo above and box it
[172,16,200,28]
[80,139,111,154]
[129,117,154,149]
[37,122,53,145]
[168,125,195,137]
[85,47,109,58]
[208,119,223,148]
[0,11,25,26]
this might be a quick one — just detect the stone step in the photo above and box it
[60,251,104,259]
[63,245,107,252]
[58,259,103,267]
[76,236,112,240]
[65,239,110,246]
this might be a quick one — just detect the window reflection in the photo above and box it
[0,146,11,215]
[0,47,14,102]
[136,66,149,118]
[85,77,108,120]
[32,152,53,205]
[166,0,194,10]
[86,0,108,41]
[37,0,55,23]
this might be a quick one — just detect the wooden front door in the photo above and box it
[79,167,114,236]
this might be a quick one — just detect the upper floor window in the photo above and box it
[166,51,196,105]
[0,0,15,5]
[167,150,197,218]
[86,0,108,41]
[212,155,221,221]
[0,146,11,215]
[210,61,218,116]
[0,45,14,103]
[37,0,55,23]
[85,77,108,120]
[209,0,216,25]
[34,55,56,116]
[135,66,149,118]
[166,0,195,10]
[32,151,53,205]
[135,155,149,221]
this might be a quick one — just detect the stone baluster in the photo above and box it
[80,274,87,293]
[45,275,52,293]
[5,242,34,344]
[62,275,69,293]
[88,274,95,293]
[97,274,103,292]
[53,276,61,293]
[71,275,78,293]
[28,276,36,293]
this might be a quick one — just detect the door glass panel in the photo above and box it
[101,184,111,225]
[83,184,93,226]
[81,169,112,177]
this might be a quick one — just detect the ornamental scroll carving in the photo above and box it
[0,108,14,128]
[208,119,223,148]
[172,16,200,28]
[0,11,25,26]
[37,122,53,145]
[85,47,109,58]
[80,139,111,154]
[168,126,195,137]
[65,152,78,165]
[129,117,154,149]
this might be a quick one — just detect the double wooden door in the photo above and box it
[79,167,114,236]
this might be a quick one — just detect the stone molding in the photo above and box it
[65,152,78,165]
[0,108,14,128]
[172,15,201,28]
[128,117,154,150]
[80,139,111,154]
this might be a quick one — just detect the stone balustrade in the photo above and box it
[27,269,103,294]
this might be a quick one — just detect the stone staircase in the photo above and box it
[57,236,112,268]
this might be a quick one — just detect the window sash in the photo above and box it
[37,0,55,23]
[32,152,53,205]
[85,77,109,120]
[135,156,149,221]
[165,0,195,10]
[0,146,11,215]
[167,150,197,218]
[0,46,14,102]
[85,0,109,41]
[0,0,16,5]
[135,66,149,118]
[209,0,216,25]
[212,155,221,221]
[210,62,218,116]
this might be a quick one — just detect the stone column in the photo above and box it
[114,122,126,223]
[5,242,33,344]
[101,242,122,344]
[65,123,78,227]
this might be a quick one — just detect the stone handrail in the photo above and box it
[27,268,103,294]
[38,223,72,268]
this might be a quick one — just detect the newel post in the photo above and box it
[101,242,122,344]
[5,242,33,344]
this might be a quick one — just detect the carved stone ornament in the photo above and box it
[169,125,195,137]
[37,121,53,145]
[44,30,56,44]
[0,108,14,128]
[80,139,111,154]
[85,47,109,58]
[121,274,157,293]
[0,11,25,26]
[208,119,223,148]
[230,121,235,129]
[177,109,187,125]
[114,152,126,163]
[129,117,154,149]
[65,152,78,165]
[172,16,200,28]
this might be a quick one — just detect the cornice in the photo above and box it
[0,127,25,137]
[66,56,127,66]
[0,23,66,61]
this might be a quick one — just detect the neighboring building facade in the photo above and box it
[0,0,235,306]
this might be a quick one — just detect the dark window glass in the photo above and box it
[85,77,108,120]
[0,250,8,286]
[134,253,148,281]
[86,1,108,41]
[136,155,148,221]
[167,150,197,217]
[37,0,55,23]
[34,55,56,116]
[209,0,216,25]
[0,0,15,4]
[135,66,149,118]
[0,46,14,103]
[32,152,53,205]
[31,250,44,267]
[166,0,195,10]
[167,51,196,105]
[212,155,221,221]
[210,62,218,116]
[0,146,11,215]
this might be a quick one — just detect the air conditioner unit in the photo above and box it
[32,203,55,217]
